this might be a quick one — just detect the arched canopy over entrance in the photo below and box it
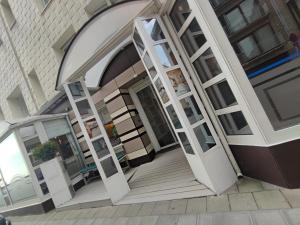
[56,0,153,90]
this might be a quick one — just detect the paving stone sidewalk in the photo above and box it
[8,178,300,225]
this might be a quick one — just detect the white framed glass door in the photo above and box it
[129,78,178,152]
[64,80,130,203]
[132,16,237,194]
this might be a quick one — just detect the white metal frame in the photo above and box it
[129,77,178,152]
[133,16,237,194]
[64,79,130,203]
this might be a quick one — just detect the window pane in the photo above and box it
[84,118,101,139]
[178,132,195,154]
[224,8,247,34]
[180,95,203,124]
[133,29,145,55]
[100,157,118,178]
[194,123,216,152]
[144,52,157,79]
[206,80,237,110]
[68,81,85,100]
[240,0,265,24]
[34,168,44,181]
[143,18,165,41]
[236,35,261,63]
[219,111,252,135]
[154,78,169,103]
[210,0,226,8]
[154,43,177,68]
[24,137,41,153]
[170,0,191,31]
[0,133,36,204]
[76,99,93,119]
[180,18,207,57]
[40,182,49,195]
[166,68,190,97]
[92,138,110,159]
[193,48,222,83]
[166,105,183,129]
[19,125,37,140]
[254,25,279,52]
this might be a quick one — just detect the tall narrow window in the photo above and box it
[28,70,46,106]
[7,87,29,119]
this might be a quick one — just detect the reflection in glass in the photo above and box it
[40,182,49,195]
[180,95,203,124]
[181,18,207,57]
[0,133,36,204]
[219,111,252,135]
[167,68,190,97]
[92,138,110,159]
[178,132,194,155]
[170,0,191,31]
[100,157,118,178]
[154,78,169,103]
[254,25,279,52]
[193,48,222,83]
[143,52,157,78]
[194,123,216,152]
[84,118,101,139]
[206,80,237,110]
[223,8,247,34]
[34,168,44,181]
[240,0,265,24]
[143,18,165,41]
[237,36,261,62]
[133,29,145,55]
[19,125,37,140]
[166,105,182,129]
[24,137,41,153]
[154,43,177,68]
[68,81,85,100]
[0,173,9,207]
[76,99,93,119]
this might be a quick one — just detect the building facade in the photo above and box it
[0,0,300,215]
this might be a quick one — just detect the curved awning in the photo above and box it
[56,0,152,89]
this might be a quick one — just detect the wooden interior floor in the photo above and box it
[117,148,214,205]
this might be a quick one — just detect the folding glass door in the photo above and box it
[64,80,130,203]
[133,16,237,194]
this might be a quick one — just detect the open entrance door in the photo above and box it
[64,80,130,203]
[132,16,237,194]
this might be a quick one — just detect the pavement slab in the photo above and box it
[207,195,230,213]
[253,190,290,209]
[229,193,258,211]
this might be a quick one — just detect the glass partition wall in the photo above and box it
[133,16,237,194]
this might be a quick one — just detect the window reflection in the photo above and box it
[178,132,195,154]
[194,123,216,152]
[84,118,101,139]
[154,78,169,103]
[166,105,183,129]
[166,68,190,97]
[76,99,93,119]
[93,138,110,159]
[143,19,165,41]
[170,0,191,31]
[219,111,252,135]
[68,81,85,100]
[154,43,177,68]
[133,29,145,55]
[180,95,203,124]
[143,52,157,79]
[0,133,36,204]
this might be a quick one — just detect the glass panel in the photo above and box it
[34,168,44,181]
[24,137,41,153]
[97,101,121,147]
[0,173,8,207]
[166,68,190,97]
[254,25,279,52]
[133,29,145,55]
[137,86,175,147]
[68,81,85,100]
[84,118,101,139]
[219,111,253,135]
[178,132,194,154]
[180,18,207,57]
[210,0,226,7]
[142,18,165,41]
[92,138,110,159]
[40,182,49,195]
[29,154,42,167]
[180,95,203,124]
[193,48,222,83]
[223,8,247,34]
[166,105,183,129]
[100,157,118,178]
[194,123,216,152]
[206,80,237,110]
[236,35,261,63]
[154,43,177,68]
[76,99,93,119]
[143,52,157,79]
[240,0,265,23]
[0,133,36,204]
[170,0,191,31]
[154,78,169,103]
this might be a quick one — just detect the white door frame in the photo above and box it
[129,77,178,152]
